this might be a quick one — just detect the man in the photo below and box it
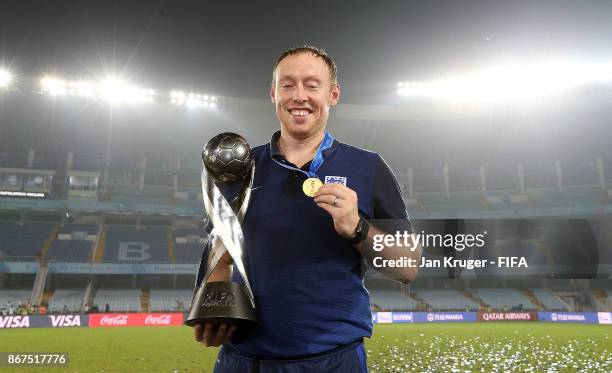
[193,45,421,372]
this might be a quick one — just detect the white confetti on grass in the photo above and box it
[367,333,611,373]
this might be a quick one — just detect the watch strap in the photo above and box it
[349,216,369,245]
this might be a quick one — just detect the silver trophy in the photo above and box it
[185,132,257,327]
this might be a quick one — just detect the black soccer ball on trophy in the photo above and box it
[202,132,253,183]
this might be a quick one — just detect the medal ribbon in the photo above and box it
[271,131,334,178]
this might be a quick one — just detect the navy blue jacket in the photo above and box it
[195,131,411,358]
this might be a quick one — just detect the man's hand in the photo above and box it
[314,183,360,239]
[194,322,237,347]
[193,251,236,347]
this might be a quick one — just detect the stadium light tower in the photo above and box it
[397,60,612,101]
[99,78,154,103]
[41,77,68,95]
[0,69,12,88]
[170,90,217,109]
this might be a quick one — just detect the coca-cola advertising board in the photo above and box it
[88,313,183,328]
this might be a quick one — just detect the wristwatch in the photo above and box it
[349,216,369,245]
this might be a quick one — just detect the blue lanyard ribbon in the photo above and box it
[272,131,334,178]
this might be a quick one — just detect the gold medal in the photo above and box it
[302,177,323,197]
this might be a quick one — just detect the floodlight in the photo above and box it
[0,70,11,88]
[41,77,67,95]
[99,79,154,103]
[68,81,95,97]
[397,60,612,101]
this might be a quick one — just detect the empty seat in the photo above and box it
[416,289,479,310]
[46,241,92,262]
[149,289,193,312]
[473,289,536,309]
[0,238,44,257]
[48,289,85,312]
[94,289,141,312]
[369,289,417,310]
[174,243,203,263]
[531,289,569,310]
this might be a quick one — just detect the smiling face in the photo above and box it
[271,52,340,140]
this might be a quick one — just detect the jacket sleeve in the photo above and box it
[372,154,414,232]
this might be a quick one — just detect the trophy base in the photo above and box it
[185,281,258,327]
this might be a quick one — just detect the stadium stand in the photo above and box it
[562,185,607,206]
[149,289,193,312]
[0,221,56,239]
[0,290,31,307]
[174,187,200,206]
[110,185,172,205]
[72,153,105,171]
[0,222,56,258]
[94,289,141,312]
[415,289,480,310]
[0,238,45,257]
[599,289,612,310]
[370,290,418,310]
[59,223,99,235]
[48,289,85,313]
[173,227,206,263]
[0,151,28,168]
[46,241,93,262]
[174,243,203,263]
[531,289,570,311]
[174,227,203,237]
[418,192,486,212]
[473,289,537,310]
[103,225,170,263]
[31,152,60,170]
[44,223,98,262]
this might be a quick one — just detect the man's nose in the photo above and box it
[292,84,307,102]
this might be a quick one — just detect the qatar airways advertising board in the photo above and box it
[478,311,537,322]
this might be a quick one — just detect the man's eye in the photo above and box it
[281,84,294,89]
[307,85,319,89]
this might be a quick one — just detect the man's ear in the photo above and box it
[270,85,276,104]
[330,83,341,106]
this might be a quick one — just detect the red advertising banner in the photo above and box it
[478,311,536,322]
[88,313,184,328]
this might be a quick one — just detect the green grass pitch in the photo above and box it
[2,323,610,372]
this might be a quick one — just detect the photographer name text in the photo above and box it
[373,256,528,269]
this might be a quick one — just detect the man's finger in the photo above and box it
[194,323,203,342]
[224,325,237,344]
[315,183,350,198]
[204,323,214,346]
[315,184,357,205]
[314,194,344,207]
[314,183,342,197]
[313,193,342,205]
[213,324,228,346]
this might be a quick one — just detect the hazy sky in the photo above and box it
[2,0,612,104]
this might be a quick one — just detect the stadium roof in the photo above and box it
[1,0,612,105]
